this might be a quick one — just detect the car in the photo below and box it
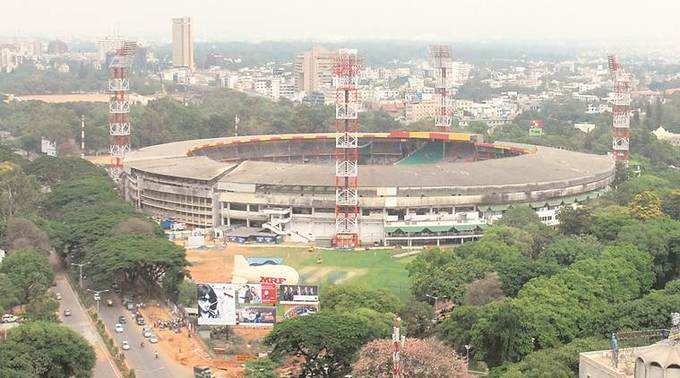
[106,299,114,307]
[55,293,62,300]
[118,315,126,324]
[93,293,101,301]
[143,327,152,338]
[114,323,124,333]
[2,314,18,323]
[121,341,130,350]
[136,316,145,326]
[148,335,158,344]
[126,302,135,311]
[63,309,72,317]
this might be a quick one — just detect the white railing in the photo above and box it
[336,188,358,206]
[336,133,358,149]
[109,122,131,136]
[613,138,630,150]
[109,100,130,114]
[336,160,358,177]
[108,78,130,92]
[109,144,130,158]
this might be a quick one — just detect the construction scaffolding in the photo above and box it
[429,45,453,128]
[109,41,137,179]
[607,55,631,164]
[333,49,362,249]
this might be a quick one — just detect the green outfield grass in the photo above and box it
[243,246,415,300]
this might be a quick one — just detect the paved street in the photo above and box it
[49,254,120,378]
[97,296,192,378]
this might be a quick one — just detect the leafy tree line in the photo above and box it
[0,147,97,377]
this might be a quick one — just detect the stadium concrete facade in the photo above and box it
[123,132,615,247]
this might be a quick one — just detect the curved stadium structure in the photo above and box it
[123,132,615,246]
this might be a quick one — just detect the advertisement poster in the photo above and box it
[278,285,319,304]
[237,306,276,326]
[283,304,318,319]
[197,283,236,326]
[261,283,278,305]
[238,284,262,305]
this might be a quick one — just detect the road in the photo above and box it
[49,254,121,378]
[97,297,192,378]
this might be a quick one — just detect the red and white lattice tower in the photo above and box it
[607,55,631,164]
[333,49,362,249]
[108,41,137,179]
[429,45,453,128]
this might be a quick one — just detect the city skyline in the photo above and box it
[3,0,680,43]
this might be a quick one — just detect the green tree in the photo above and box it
[661,189,680,220]
[0,273,21,313]
[0,321,96,377]
[497,205,542,229]
[0,162,40,222]
[629,191,664,220]
[265,312,373,377]
[617,219,680,287]
[244,357,278,378]
[590,205,638,241]
[556,206,593,235]
[24,292,59,322]
[84,235,188,293]
[0,248,54,303]
[320,285,401,314]
[539,235,602,266]
[400,297,434,337]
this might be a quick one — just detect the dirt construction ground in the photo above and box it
[186,243,252,283]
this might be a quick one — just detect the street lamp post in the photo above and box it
[88,289,110,313]
[70,262,90,289]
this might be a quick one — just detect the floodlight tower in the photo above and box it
[333,49,362,249]
[429,45,453,128]
[607,55,631,164]
[108,41,137,179]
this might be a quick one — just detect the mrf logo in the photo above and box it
[260,277,286,285]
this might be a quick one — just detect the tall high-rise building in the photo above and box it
[172,17,194,69]
[295,47,334,93]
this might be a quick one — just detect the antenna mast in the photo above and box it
[607,55,631,165]
[333,49,362,249]
[429,45,453,128]
[109,41,137,179]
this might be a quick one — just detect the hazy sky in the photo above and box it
[4,0,680,42]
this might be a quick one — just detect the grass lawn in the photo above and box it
[243,247,415,301]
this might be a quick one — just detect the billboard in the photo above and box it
[278,285,319,304]
[283,304,318,319]
[238,284,262,305]
[197,283,236,326]
[246,257,284,266]
[237,306,276,326]
[261,283,277,305]
[40,138,57,157]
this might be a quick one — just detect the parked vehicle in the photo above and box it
[121,341,130,350]
[143,327,152,338]
[118,315,126,324]
[126,302,135,311]
[149,335,158,344]
[115,323,124,333]
[63,309,72,317]
[136,316,145,326]
[2,314,18,323]
[55,293,62,300]
[106,299,113,306]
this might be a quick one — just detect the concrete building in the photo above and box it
[295,47,334,94]
[172,17,194,69]
[652,126,680,147]
[123,132,614,247]
[580,339,680,378]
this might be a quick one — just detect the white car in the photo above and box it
[149,335,159,344]
[143,327,152,338]
[55,293,62,300]
[2,314,18,323]
[121,341,130,350]
[114,323,124,333]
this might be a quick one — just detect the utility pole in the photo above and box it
[70,262,90,289]
[80,115,85,158]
